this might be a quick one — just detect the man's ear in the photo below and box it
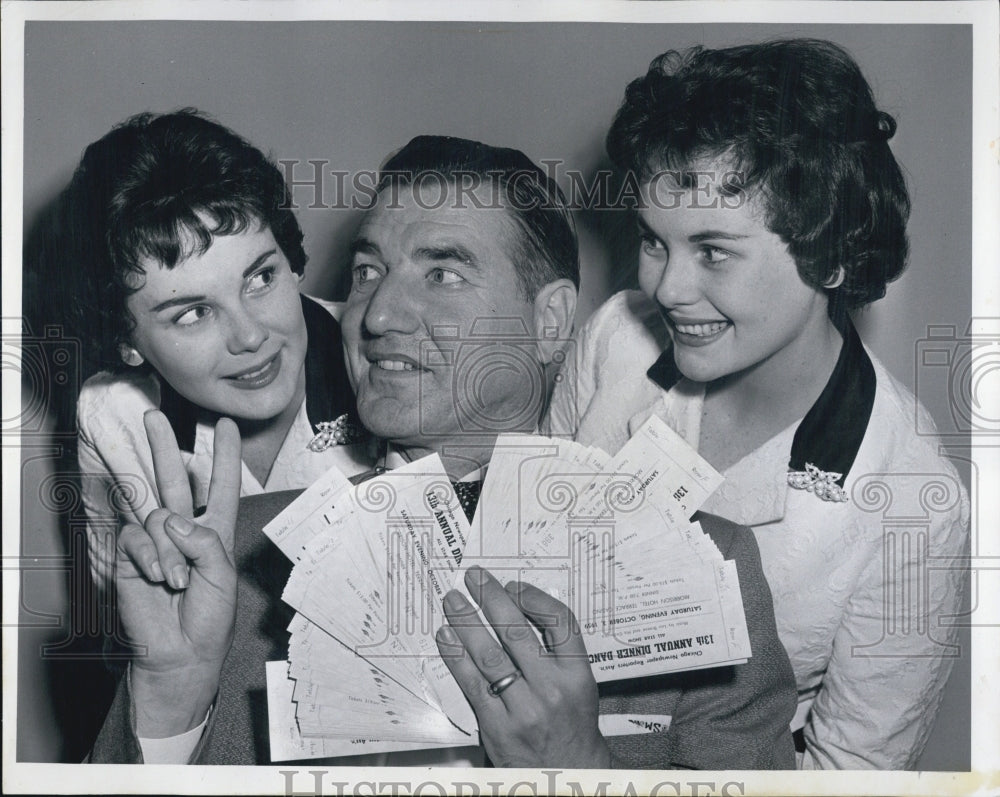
[531,279,577,365]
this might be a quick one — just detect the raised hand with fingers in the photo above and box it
[436,566,612,768]
[115,410,242,738]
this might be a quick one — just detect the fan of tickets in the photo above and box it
[263,416,750,761]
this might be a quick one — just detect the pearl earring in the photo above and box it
[119,345,145,367]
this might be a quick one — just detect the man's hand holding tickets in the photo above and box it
[437,566,612,769]
[115,410,241,739]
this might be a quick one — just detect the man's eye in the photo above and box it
[174,306,211,326]
[353,264,382,286]
[700,245,731,264]
[428,268,464,285]
[246,266,276,292]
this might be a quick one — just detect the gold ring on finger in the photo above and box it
[487,669,522,697]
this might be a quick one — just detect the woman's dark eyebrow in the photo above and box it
[241,249,278,279]
[151,294,208,313]
[689,231,749,243]
[150,250,278,313]
[634,217,748,244]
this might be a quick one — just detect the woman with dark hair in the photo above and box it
[62,110,366,591]
[548,39,969,768]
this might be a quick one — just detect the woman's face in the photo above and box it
[636,164,832,386]
[125,223,307,422]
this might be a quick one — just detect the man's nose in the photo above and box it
[226,305,269,353]
[362,273,421,336]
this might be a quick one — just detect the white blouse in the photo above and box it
[547,290,970,769]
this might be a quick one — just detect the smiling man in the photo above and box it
[342,136,578,479]
[90,136,795,769]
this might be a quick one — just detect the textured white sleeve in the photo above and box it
[77,414,122,590]
[801,471,970,769]
[76,374,161,589]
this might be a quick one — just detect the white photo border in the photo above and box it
[3,1,998,794]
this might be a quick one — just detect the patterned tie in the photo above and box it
[452,480,482,522]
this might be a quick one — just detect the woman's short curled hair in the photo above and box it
[60,109,306,373]
[606,38,910,314]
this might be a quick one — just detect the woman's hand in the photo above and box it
[115,411,241,737]
[436,566,611,768]
[121,411,236,589]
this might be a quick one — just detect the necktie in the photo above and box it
[452,480,482,522]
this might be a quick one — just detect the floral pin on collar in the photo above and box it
[308,414,367,451]
[787,463,849,503]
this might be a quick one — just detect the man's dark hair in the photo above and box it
[58,109,306,373]
[377,135,579,299]
[607,38,910,316]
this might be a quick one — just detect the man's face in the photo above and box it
[342,182,544,458]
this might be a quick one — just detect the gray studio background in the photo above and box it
[19,21,972,768]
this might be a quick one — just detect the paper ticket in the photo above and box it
[267,420,748,749]
[266,661,464,761]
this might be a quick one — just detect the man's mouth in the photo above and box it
[367,353,423,373]
[374,359,418,372]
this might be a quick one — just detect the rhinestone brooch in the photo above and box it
[308,414,366,451]
[787,462,849,503]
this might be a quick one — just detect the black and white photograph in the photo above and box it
[3,2,998,795]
